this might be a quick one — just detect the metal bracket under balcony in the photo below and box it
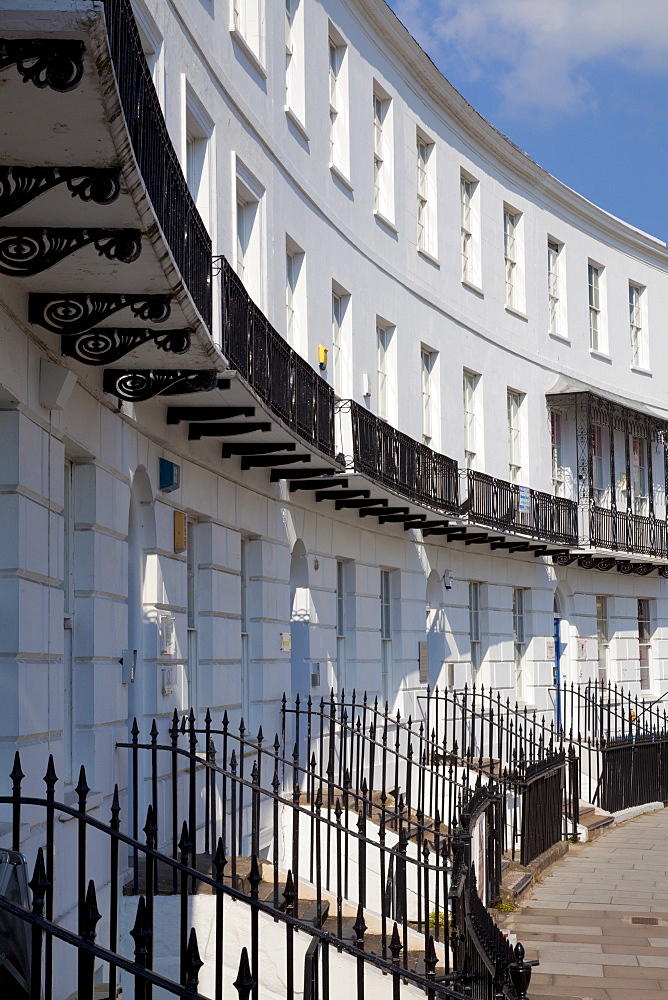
[0,228,141,276]
[103,370,220,401]
[30,293,172,335]
[0,38,85,92]
[62,328,190,365]
[0,167,121,216]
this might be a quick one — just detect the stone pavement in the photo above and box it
[499,808,668,999]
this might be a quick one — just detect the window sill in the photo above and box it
[330,163,353,192]
[549,331,571,345]
[505,304,528,321]
[374,210,398,234]
[230,29,267,79]
[417,247,440,267]
[462,278,484,297]
[285,106,309,141]
[631,364,652,376]
[590,349,612,362]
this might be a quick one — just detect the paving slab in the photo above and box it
[497,807,668,998]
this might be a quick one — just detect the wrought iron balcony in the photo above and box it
[466,470,579,545]
[348,400,460,512]
[103,0,212,329]
[221,259,336,456]
[590,505,667,558]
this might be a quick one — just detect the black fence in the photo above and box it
[466,471,578,545]
[589,505,668,558]
[349,401,460,513]
[221,259,336,456]
[519,756,566,867]
[600,735,668,812]
[103,0,212,328]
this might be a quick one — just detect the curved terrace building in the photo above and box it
[1,0,667,840]
[0,0,668,787]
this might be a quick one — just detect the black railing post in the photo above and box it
[234,947,256,1000]
[76,766,90,939]
[353,902,367,1000]
[189,708,198,876]
[109,785,121,999]
[178,821,191,986]
[130,896,151,1000]
[131,716,140,894]
[43,754,57,1000]
[11,750,23,852]
[389,922,402,1000]
[29,847,49,1000]
[78,880,101,997]
[249,855,261,1000]
[284,870,296,1000]
[213,836,227,1000]
[185,927,204,993]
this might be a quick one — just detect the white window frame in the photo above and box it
[551,410,565,497]
[285,0,305,127]
[184,86,214,235]
[416,131,437,258]
[513,587,527,702]
[235,157,265,308]
[328,26,350,181]
[629,283,647,369]
[332,281,351,398]
[463,370,478,470]
[638,598,652,692]
[591,423,605,503]
[547,240,560,336]
[631,436,648,515]
[231,0,265,69]
[596,595,609,687]
[504,207,524,311]
[372,86,394,221]
[380,570,392,702]
[132,0,164,107]
[285,236,305,354]
[469,582,481,674]
[507,390,522,484]
[420,347,438,447]
[588,262,606,353]
[376,319,396,424]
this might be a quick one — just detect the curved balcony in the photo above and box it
[103,0,212,329]
[348,400,460,513]
[220,259,336,456]
[466,471,579,547]
[590,505,667,559]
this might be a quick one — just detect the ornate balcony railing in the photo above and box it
[589,505,667,558]
[103,0,212,328]
[466,470,578,545]
[221,259,336,456]
[349,400,460,512]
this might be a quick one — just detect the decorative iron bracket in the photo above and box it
[0,167,121,217]
[62,329,191,366]
[103,370,219,402]
[0,228,141,276]
[29,293,172,334]
[0,38,84,92]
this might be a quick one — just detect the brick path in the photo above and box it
[499,808,668,999]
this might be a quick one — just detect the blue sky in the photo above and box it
[386,0,668,242]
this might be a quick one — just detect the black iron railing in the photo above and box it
[519,755,565,867]
[466,470,578,544]
[600,735,668,812]
[349,400,460,512]
[221,259,336,455]
[103,0,212,328]
[589,505,668,558]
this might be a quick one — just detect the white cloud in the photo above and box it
[391,0,668,118]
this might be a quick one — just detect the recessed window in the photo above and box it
[235,159,264,307]
[550,411,564,497]
[638,598,652,691]
[328,26,349,179]
[596,596,609,686]
[461,173,480,284]
[185,91,214,233]
[285,0,305,125]
[469,582,481,673]
[547,240,561,335]
[504,207,520,309]
[629,283,647,369]
[377,323,392,420]
[416,132,437,257]
[232,0,264,65]
[463,370,479,470]
[507,389,523,484]
[285,236,305,354]
[631,436,648,515]
[588,262,606,352]
[372,84,394,222]
[513,588,527,702]
[591,423,605,503]
[421,347,437,446]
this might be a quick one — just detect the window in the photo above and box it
[332,290,343,395]
[285,0,305,125]
[235,160,264,307]
[240,538,250,723]
[285,237,305,353]
[504,208,519,309]
[547,241,560,336]
[421,348,436,445]
[328,28,349,177]
[588,263,603,351]
[132,0,164,106]
[469,582,481,673]
[336,561,347,691]
[463,371,478,470]
[377,322,394,421]
[63,459,75,782]
[551,411,564,496]
[185,93,213,233]
[631,437,648,515]
[638,598,651,691]
[232,0,264,63]
[591,424,605,503]
[380,570,392,701]
[629,284,647,368]
[187,519,199,716]
[513,588,527,701]
[373,88,393,219]
[416,134,437,257]
[461,176,474,281]
[596,596,609,686]
[507,390,522,484]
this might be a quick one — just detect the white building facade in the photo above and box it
[2,0,668,824]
